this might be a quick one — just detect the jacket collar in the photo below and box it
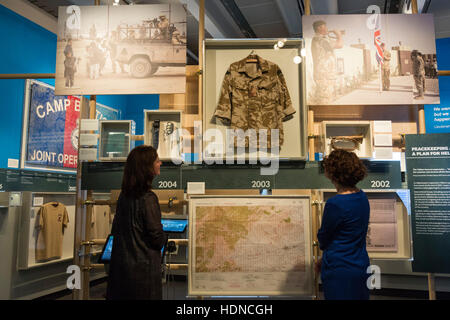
[236,54,269,78]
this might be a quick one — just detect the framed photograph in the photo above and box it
[55,4,186,95]
[203,39,307,162]
[303,14,439,105]
[188,195,313,297]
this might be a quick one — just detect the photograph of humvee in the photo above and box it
[55,4,186,95]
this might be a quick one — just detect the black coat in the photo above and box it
[106,191,167,300]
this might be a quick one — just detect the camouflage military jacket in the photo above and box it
[311,34,337,81]
[413,56,425,77]
[382,50,391,70]
[214,55,295,148]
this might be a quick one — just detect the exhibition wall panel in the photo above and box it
[0,4,56,169]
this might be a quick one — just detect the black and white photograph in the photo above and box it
[303,14,440,105]
[55,4,186,95]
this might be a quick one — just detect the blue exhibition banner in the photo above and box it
[25,80,121,171]
[27,82,80,169]
[425,77,450,133]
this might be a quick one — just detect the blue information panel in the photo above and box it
[162,219,188,233]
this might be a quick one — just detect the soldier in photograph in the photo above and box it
[64,51,77,88]
[64,38,73,58]
[381,43,391,91]
[108,31,125,74]
[90,24,97,40]
[158,15,169,40]
[411,50,426,100]
[311,20,344,104]
[87,41,103,80]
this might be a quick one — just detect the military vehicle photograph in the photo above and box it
[55,4,186,95]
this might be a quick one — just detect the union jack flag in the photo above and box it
[374,14,383,65]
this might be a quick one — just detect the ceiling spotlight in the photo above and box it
[300,48,306,57]
[277,40,285,48]
[293,56,302,64]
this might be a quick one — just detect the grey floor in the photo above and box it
[52,276,428,300]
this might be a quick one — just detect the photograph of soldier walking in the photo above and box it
[303,14,439,105]
[55,4,186,95]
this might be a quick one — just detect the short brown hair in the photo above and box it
[313,20,326,33]
[121,145,158,198]
[323,150,367,188]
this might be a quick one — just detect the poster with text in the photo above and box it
[303,14,439,105]
[406,133,450,273]
[23,80,121,172]
[55,4,186,95]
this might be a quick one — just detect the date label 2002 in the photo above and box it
[370,180,390,188]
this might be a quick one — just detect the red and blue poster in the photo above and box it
[24,80,121,171]
[26,82,80,169]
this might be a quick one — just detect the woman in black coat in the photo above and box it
[106,145,167,300]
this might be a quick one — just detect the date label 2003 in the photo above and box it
[251,180,271,188]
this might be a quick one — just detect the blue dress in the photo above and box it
[317,190,370,300]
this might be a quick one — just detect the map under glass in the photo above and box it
[189,197,313,296]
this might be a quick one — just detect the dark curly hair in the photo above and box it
[323,150,367,188]
[121,145,158,198]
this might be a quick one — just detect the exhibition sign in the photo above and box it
[55,4,186,95]
[425,104,450,133]
[0,169,76,192]
[303,14,439,105]
[22,80,121,172]
[405,133,450,273]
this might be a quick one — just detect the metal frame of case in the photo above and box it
[188,194,314,298]
[321,120,374,158]
[202,39,308,162]
[98,120,135,161]
[320,189,413,260]
[143,109,183,162]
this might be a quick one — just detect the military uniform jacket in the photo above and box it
[214,55,296,147]
[413,56,425,77]
[382,50,391,70]
[106,191,167,300]
[311,34,337,81]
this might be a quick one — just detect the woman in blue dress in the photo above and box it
[316,149,370,300]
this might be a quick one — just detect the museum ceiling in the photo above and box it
[24,0,450,63]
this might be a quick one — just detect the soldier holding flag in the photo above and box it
[381,43,391,91]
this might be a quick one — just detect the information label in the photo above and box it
[405,133,450,273]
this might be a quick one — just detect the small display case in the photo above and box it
[99,120,135,161]
[144,110,183,162]
[321,121,373,158]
